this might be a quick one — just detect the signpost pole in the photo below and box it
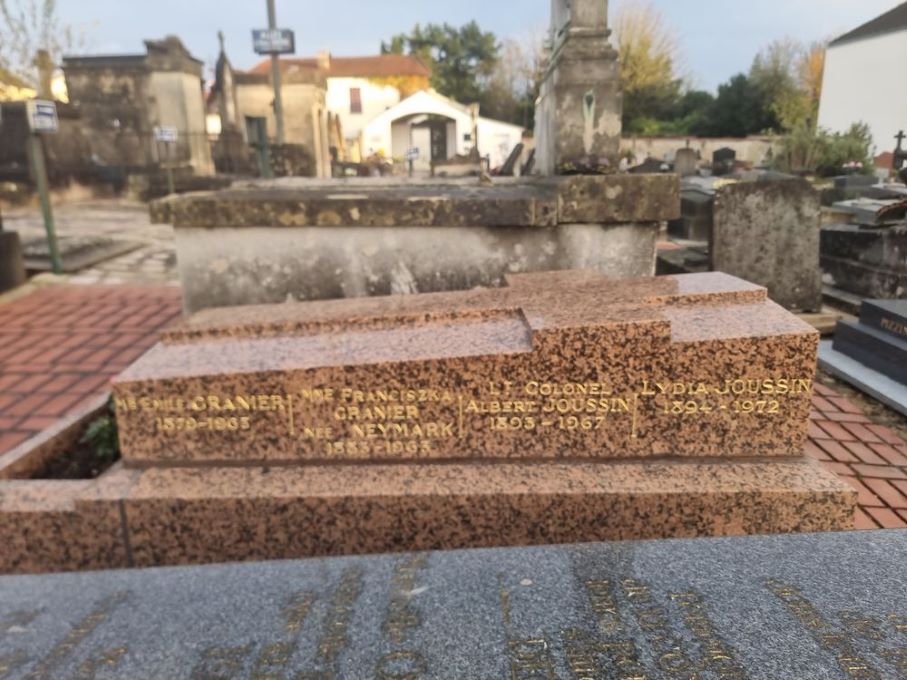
[26,133,62,274]
[166,142,176,195]
[267,0,286,145]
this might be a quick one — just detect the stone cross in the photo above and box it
[894,130,907,171]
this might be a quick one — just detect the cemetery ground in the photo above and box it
[0,198,905,530]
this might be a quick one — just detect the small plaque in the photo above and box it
[153,126,178,143]
[252,28,296,55]
[26,100,58,134]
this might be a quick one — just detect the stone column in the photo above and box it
[534,0,622,175]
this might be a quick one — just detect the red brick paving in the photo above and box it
[2,284,907,532]
[0,285,181,454]
[808,388,907,529]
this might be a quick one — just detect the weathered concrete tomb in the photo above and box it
[0,270,853,574]
[157,174,679,313]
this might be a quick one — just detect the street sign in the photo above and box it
[252,28,296,55]
[405,147,420,161]
[26,100,58,133]
[154,126,179,143]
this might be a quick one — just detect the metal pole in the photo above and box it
[166,142,176,195]
[26,134,62,274]
[268,0,286,145]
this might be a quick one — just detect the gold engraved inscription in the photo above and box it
[766,580,885,679]
[118,375,813,455]
[25,592,129,680]
[507,638,557,679]
[881,317,907,339]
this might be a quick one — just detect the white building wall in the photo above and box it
[360,90,524,166]
[326,76,401,140]
[818,30,907,154]
[362,90,472,159]
[477,118,525,169]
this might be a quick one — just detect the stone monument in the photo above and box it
[534,0,623,174]
[712,174,823,312]
[153,0,672,314]
[0,270,854,573]
[0,530,903,677]
[164,174,678,313]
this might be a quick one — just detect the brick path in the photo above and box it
[0,284,182,453]
[1,283,906,530]
[807,384,907,529]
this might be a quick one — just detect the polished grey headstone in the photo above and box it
[0,531,905,679]
[820,339,907,416]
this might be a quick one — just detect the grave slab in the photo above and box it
[113,270,820,466]
[0,271,856,574]
[860,299,907,340]
[819,340,907,417]
[833,320,907,385]
[0,530,904,679]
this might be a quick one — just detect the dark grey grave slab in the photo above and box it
[0,531,905,679]
[821,224,907,299]
[834,175,878,190]
[21,235,143,273]
[833,320,907,385]
[860,299,907,341]
[820,340,907,416]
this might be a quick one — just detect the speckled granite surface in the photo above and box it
[0,271,856,574]
[114,271,820,466]
[120,457,853,569]
[2,531,903,679]
[0,456,854,573]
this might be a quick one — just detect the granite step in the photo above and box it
[833,319,907,385]
[0,457,854,574]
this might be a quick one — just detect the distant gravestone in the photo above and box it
[712,175,823,312]
[832,299,907,385]
[629,156,668,174]
[712,147,737,176]
[0,531,905,678]
[674,147,698,177]
[496,142,524,177]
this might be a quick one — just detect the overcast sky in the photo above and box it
[58,0,903,92]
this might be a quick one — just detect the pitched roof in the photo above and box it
[830,1,907,46]
[248,54,430,79]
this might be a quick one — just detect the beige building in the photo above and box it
[240,53,430,162]
[63,36,213,175]
[233,56,332,177]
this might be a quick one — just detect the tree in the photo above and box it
[799,41,826,127]
[382,22,500,105]
[479,34,545,129]
[748,38,803,132]
[612,1,683,132]
[0,0,85,86]
[699,73,776,137]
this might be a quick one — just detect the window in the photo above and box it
[350,88,362,114]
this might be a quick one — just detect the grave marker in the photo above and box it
[0,530,903,678]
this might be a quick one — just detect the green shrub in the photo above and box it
[774,123,874,177]
[80,400,120,462]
